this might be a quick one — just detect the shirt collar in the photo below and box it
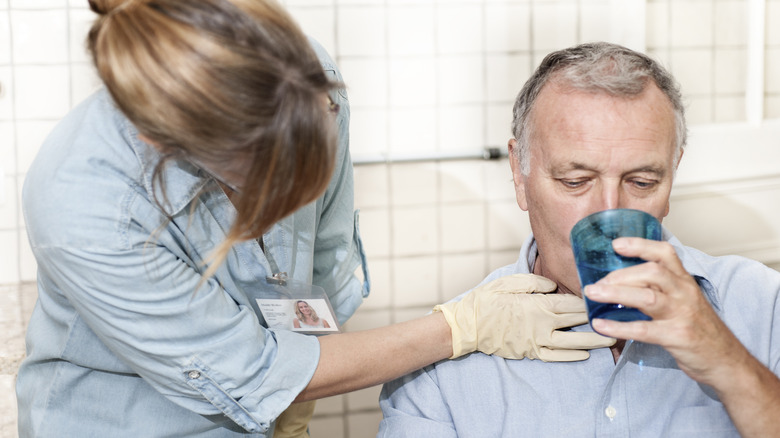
[662,229,722,311]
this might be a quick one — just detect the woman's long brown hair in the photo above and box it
[87,0,339,278]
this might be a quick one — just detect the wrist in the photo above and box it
[429,311,455,360]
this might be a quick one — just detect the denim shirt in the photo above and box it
[17,39,369,437]
[379,232,780,437]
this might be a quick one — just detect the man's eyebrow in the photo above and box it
[548,162,597,175]
[626,166,668,177]
[549,162,668,177]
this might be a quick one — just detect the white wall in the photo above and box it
[1,1,779,437]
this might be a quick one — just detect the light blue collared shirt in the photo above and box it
[17,40,368,437]
[379,233,780,437]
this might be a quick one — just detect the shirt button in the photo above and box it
[605,405,617,419]
[188,370,201,379]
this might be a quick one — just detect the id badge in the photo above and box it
[256,273,341,335]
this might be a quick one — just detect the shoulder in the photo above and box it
[307,36,338,73]
[677,243,780,293]
[444,257,530,304]
[23,90,150,249]
[674,242,780,331]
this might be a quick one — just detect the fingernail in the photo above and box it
[612,238,628,250]
[591,318,606,331]
[585,285,601,298]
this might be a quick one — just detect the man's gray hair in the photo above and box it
[511,42,687,175]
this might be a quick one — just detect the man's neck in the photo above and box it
[533,254,624,363]
[532,255,577,295]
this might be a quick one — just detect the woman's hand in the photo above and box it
[435,274,615,361]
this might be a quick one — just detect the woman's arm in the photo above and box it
[297,273,616,402]
[296,312,451,401]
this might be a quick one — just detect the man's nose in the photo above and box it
[596,182,622,211]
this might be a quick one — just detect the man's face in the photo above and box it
[509,81,679,296]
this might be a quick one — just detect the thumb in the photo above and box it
[537,348,591,362]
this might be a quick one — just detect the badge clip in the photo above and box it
[266,272,288,286]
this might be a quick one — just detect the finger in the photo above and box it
[585,283,662,316]
[483,274,557,294]
[550,311,589,329]
[612,237,688,277]
[547,330,617,350]
[537,348,590,362]
[537,293,588,314]
[591,317,650,340]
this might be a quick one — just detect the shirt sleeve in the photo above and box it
[33,242,319,433]
[378,365,459,437]
[308,37,370,323]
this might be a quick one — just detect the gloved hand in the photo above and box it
[273,400,316,438]
[434,273,616,361]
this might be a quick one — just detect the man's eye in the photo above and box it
[630,179,656,189]
[560,179,587,188]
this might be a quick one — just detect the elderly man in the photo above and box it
[378,42,780,437]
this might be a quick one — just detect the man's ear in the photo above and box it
[675,148,684,170]
[508,138,529,211]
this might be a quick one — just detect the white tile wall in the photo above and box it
[438,55,484,105]
[0,67,13,120]
[338,58,388,107]
[485,53,533,103]
[647,0,759,124]
[769,0,780,47]
[714,48,747,94]
[9,0,66,9]
[485,3,531,53]
[11,10,68,64]
[391,206,438,255]
[437,4,483,54]
[439,105,484,151]
[0,121,15,176]
[337,7,386,57]
[387,5,435,56]
[2,1,780,437]
[439,161,485,203]
[533,2,579,52]
[0,229,19,282]
[768,0,780,118]
[287,6,336,54]
[0,13,10,65]
[14,66,70,119]
[0,173,16,229]
[670,1,713,48]
[387,58,436,106]
[16,120,56,174]
[715,1,747,46]
[388,107,436,154]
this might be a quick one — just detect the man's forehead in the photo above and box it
[528,84,678,171]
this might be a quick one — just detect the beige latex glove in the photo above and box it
[434,273,616,361]
[273,400,316,438]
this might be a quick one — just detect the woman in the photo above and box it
[292,301,331,330]
[16,1,613,436]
